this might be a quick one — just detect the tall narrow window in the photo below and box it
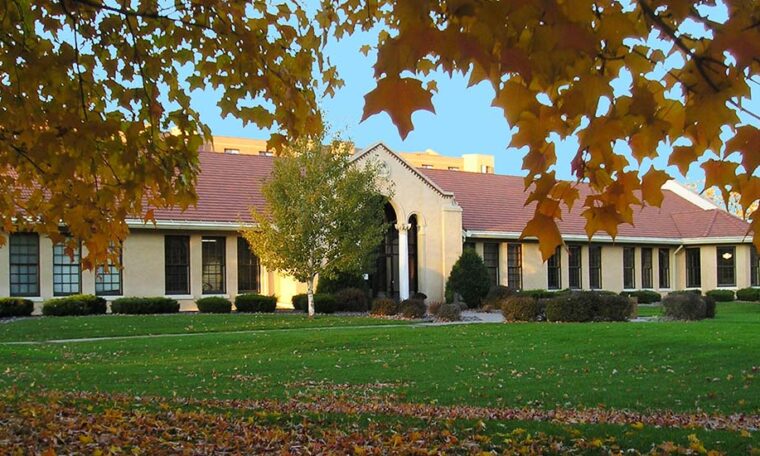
[641,248,653,289]
[716,246,736,287]
[547,246,561,290]
[658,248,671,289]
[685,248,701,288]
[9,233,40,297]
[507,243,522,290]
[408,216,418,294]
[589,245,602,289]
[165,235,190,295]
[53,241,81,296]
[568,245,582,289]
[623,247,636,289]
[752,248,760,287]
[237,237,260,293]
[483,243,499,287]
[95,247,122,296]
[202,236,226,294]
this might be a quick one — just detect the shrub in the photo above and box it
[484,286,517,309]
[411,292,428,301]
[292,294,308,311]
[704,295,717,319]
[196,296,232,313]
[545,292,599,322]
[42,294,106,316]
[235,294,277,313]
[371,298,398,316]
[621,290,661,304]
[706,289,735,302]
[518,289,556,299]
[501,296,540,321]
[334,288,369,312]
[598,294,633,321]
[427,301,443,316]
[662,292,707,320]
[310,294,335,314]
[444,248,491,308]
[111,297,180,314]
[0,298,34,318]
[317,271,368,295]
[398,299,426,318]
[736,287,760,302]
[436,303,462,322]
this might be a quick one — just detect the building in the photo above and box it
[1,139,757,312]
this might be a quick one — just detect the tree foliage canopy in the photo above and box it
[1,0,758,265]
[241,137,387,316]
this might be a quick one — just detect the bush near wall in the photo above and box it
[436,303,462,321]
[370,298,398,316]
[518,289,559,299]
[705,289,735,302]
[662,291,708,320]
[704,295,717,319]
[313,294,337,314]
[398,299,426,319]
[42,294,107,316]
[736,287,760,302]
[545,291,631,322]
[0,298,34,318]
[111,297,180,314]
[334,288,369,312]
[411,292,427,301]
[444,249,491,308]
[316,271,369,295]
[195,297,232,313]
[292,294,308,311]
[501,296,541,321]
[483,286,517,309]
[620,290,661,304]
[235,294,277,313]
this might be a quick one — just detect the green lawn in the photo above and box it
[1,302,758,453]
[0,312,412,342]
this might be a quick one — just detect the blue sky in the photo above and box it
[191,25,759,182]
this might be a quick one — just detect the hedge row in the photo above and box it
[42,295,107,316]
[620,290,661,304]
[369,297,428,319]
[0,298,34,318]
[111,297,180,314]
[705,289,735,302]
[736,287,760,302]
[499,290,633,322]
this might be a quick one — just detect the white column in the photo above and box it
[396,223,411,300]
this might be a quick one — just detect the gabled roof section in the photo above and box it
[352,142,455,199]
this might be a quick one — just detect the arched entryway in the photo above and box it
[368,203,418,300]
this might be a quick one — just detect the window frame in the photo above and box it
[658,248,671,289]
[568,244,582,289]
[685,248,701,288]
[52,240,82,297]
[202,236,226,294]
[483,242,500,288]
[95,247,123,296]
[9,233,40,297]
[507,243,522,290]
[237,237,261,294]
[165,235,190,295]
[641,247,653,289]
[716,246,736,288]
[623,246,636,290]
[752,247,760,288]
[547,246,561,290]
[589,244,602,290]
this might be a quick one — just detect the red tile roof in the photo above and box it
[419,168,751,240]
[150,150,751,240]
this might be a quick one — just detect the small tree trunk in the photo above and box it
[307,277,315,318]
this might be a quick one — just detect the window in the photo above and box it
[752,248,760,287]
[483,243,499,287]
[447,166,459,171]
[237,237,260,293]
[223,148,240,154]
[9,233,39,297]
[716,246,736,287]
[53,241,81,296]
[623,247,635,289]
[547,246,561,290]
[685,248,701,288]
[165,236,190,295]
[659,248,671,289]
[507,243,522,290]
[259,150,273,156]
[95,247,122,296]
[568,245,582,289]
[202,237,226,294]
[589,245,602,289]
[421,164,433,169]
[641,248,653,289]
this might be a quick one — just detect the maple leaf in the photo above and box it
[361,77,435,139]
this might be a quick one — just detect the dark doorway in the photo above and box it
[408,214,418,294]
[370,203,399,299]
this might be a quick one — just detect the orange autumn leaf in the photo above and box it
[361,77,435,139]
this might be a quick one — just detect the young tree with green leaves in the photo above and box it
[242,138,387,317]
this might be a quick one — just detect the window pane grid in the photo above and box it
[589,245,602,290]
[165,236,190,295]
[237,237,260,293]
[686,248,701,288]
[568,245,581,289]
[547,246,561,290]
[658,248,671,289]
[716,246,736,287]
[202,237,226,294]
[95,249,122,296]
[752,248,760,287]
[9,233,40,296]
[641,248,653,289]
[53,242,81,296]
[507,243,522,290]
[483,243,499,288]
[623,247,635,289]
